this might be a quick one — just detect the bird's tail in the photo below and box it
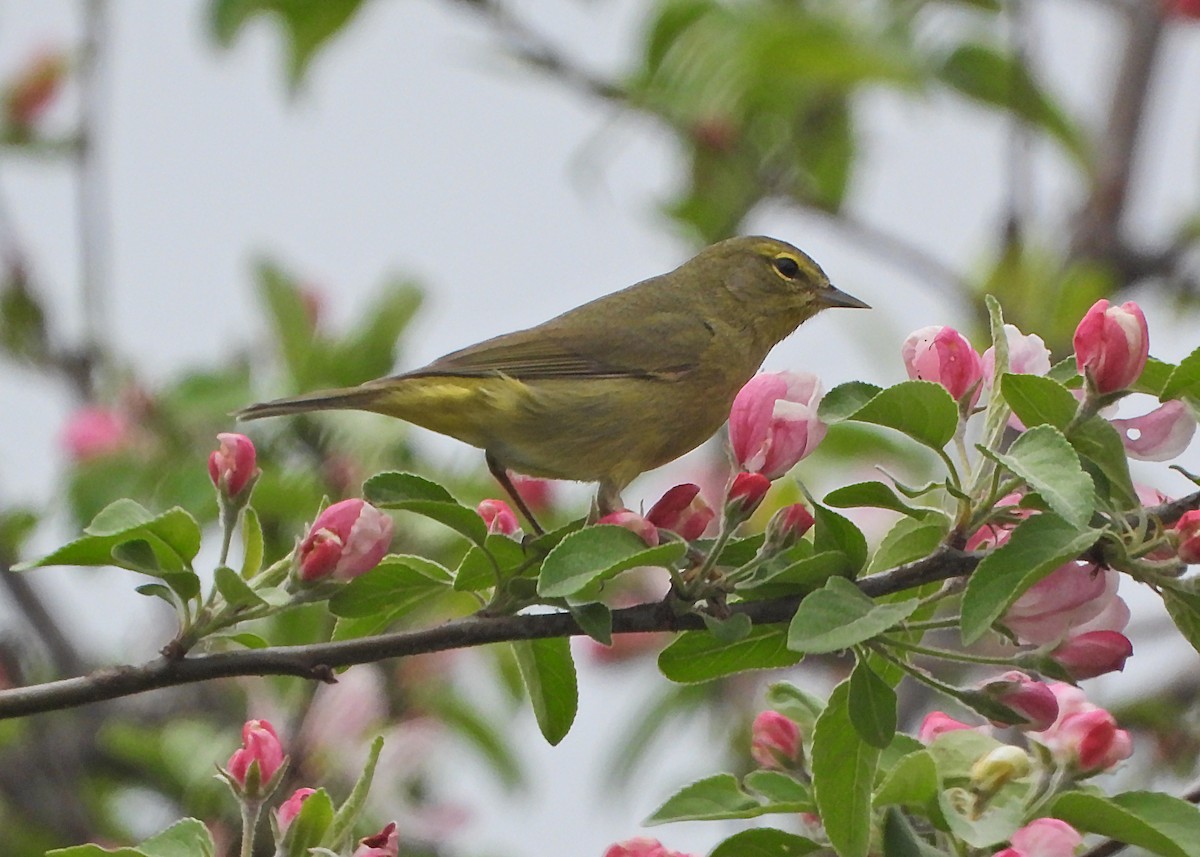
[236,386,384,421]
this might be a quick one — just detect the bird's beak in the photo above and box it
[817,285,870,310]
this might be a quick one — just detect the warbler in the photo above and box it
[238,236,867,532]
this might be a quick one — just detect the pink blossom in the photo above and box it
[598,510,659,547]
[1003,563,1126,645]
[275,787,315,833]
[1073,299,1149,394]
[296,499,394,582]
[750,710,802,769]
[764,503,815,550]
[603,837,695,857]
[981,324,1052,384]
[1175,510,1200,564]
[1030,683,1133,774]
[208,433,259,499]
[353,822,399,857]
[729,371,826,479]
[1110,400,1196,461]
[61,406,130,461]
[993,818,1083,857]
[1050,631,1133,680]
[226,719,285,789]
[918,711,977,744]
[902,325,984,404]
[979,672,1059,731]
[646,484,715,540]
[725,472,771,520]
[477,498,520,536]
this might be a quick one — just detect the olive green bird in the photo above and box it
[238,236,867,533]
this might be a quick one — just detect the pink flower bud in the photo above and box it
[902,325,984,404]
[1175,510,1200,564]
[296,499,394,582]
[61,406,130,461]
[918,711,976,744]
[1073,299,1149,394]
[646,483,715,540]
[4,49,67,130]
[597,510,659,547]
[208,433,259,499]
[1003,562,1125,645]
[226,719,285,790]
[512,474,555,512]
[275,787,315,833]
[603,838,694,857]
[1050,631,1133,680]
[1031,683,1133,774]
[750,710,802,769]
[729,371,827,479]
[979,671,1059,731]
[1168,0,1200,20]
[1110,400,1196,461]
[994,818,1083,857]
[353,822,399,857]
[476,498,520,536]
[764,503,815,549]
[981,324,1052,385]
[725,472,771,520]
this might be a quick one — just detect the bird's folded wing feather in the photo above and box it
[402,306,714,381]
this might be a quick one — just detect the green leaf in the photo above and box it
[960,513,1099,644]
[788,577,919,654]
[646,771,811,824]
[570,602,613,645]
[454,535,529,592]
[213,565,266,610]
[659,625,803,683]
[848,658,896,748]
[512,638,578,745]
[1001,373,1076,430]
[280,788,333,857]
[701,611,752,643]
[842,380,960,450]
[1051,791,1200,857]
[874,750,937,808]
[537,526,687,599]
[867,514,950,575]
[984,424,1095,527]
[819,381,883,422]
[240,507,263,579]
[48,818,217,857]
[225,632,269,649]
[743,770,812,806]
[362,472,486,545]
[1161,585,1200,657]
[329,555,452,618]
[709,828,821,857]
[21,500,201,574]
[811,680,879,857]
[1068,415,1138,509]
[812,503,868,575]
[209,0,366,89]
[823,481,935,518]
[938,42,1088,165]
[738,550,848,599]
[326,735,383,846]
[1162,346,1200,401]
[938,782,1027,848]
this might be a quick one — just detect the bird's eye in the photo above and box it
[773,255,801,279]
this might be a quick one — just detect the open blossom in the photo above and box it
[1073,299,1149,394]
[729,371,826,479]
[296,499,394,582]
[1175,510,1200,564]
[993,818,1082,857]
[902,325,984,404]
[1030,683,1132,774]
[275,787,315,833]
[477,498,520,536]
[1110,400,1196,461]
[226,719,285,790]
[353,822,399,857]
[598,510,659,547]
[61,406,131,461]
[1003,562,1127,646]
[750,710,802,769]
[208,433,259,499]
[646,483,715,540]
[979,672,1059,731]
[981,324,1052,385]
[1050,630,1133,680]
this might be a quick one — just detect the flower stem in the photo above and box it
[239,797,262,857]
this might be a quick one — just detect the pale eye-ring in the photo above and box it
[773,256,801,279]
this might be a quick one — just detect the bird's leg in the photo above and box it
[486,452,545,536]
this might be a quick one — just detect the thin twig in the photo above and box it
[76,0,111,362]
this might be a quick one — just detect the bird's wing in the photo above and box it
[407,301,715,381]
